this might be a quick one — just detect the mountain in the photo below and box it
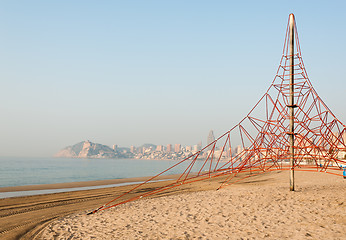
[55,140,123,158]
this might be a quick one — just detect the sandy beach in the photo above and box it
[35,171,345,240]
[0,174,183,240]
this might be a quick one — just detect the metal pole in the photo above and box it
[289,13,295,191]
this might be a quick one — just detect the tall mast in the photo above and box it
[289,13,295,191]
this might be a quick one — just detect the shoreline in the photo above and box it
[0,174,179,199]
[0,157,191,193]
[0,179,173,199]
[0,174,179,193]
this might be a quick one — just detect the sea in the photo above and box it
[0,157,205,188]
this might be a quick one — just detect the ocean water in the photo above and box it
[0,157,205,188]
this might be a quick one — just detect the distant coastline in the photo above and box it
[55,140,209,160]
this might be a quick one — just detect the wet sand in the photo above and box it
[0,175,177,199]
[0,175,176,193]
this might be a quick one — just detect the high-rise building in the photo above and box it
[167,144,172,152]
[113,144,118,151]
[156,145,163,152]
[130,145,135,153]
[185,146,192,152]
[207,130,215,150]
[174,144,181,153]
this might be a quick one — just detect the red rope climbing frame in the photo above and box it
[88,14,346,215]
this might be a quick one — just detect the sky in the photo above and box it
[0,1,345,157]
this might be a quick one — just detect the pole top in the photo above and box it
[289,13,295,24]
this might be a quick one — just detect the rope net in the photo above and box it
[88,14,346,215]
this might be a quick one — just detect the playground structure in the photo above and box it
[88,14,346,215]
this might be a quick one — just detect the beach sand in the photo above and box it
[38,171,345,240]
[0,175,180,240]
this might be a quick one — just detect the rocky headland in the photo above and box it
[54,140,131,159]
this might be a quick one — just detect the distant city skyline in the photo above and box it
[61,138,206,154]
[54,138,241,160]
[0,1,345,157]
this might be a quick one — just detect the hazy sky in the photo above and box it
[0,1,345,157]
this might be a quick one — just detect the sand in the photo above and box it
[0,175,181,240]
[39,171,345,240]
